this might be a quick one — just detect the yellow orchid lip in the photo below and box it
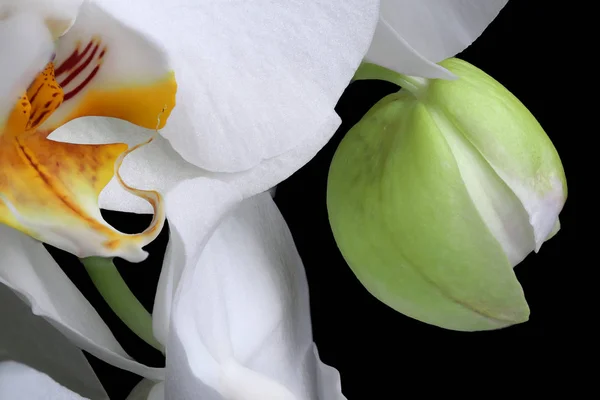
[0,4,177,263]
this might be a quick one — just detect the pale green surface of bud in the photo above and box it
[327,58,567,331]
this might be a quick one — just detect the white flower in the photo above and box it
[0,0,511,398]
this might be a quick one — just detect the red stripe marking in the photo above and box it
[30,110,51,128]
[59,43,100,88]
[64,66,100,102]
[55,41,94,76]
[28,84,44,103]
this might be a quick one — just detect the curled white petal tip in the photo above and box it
[365,16,456,80]
[365,0,508,78]
[516,177,566,253]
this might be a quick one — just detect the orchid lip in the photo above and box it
[0,1,177,262]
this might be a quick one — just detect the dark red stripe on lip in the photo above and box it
[64,65,100,102]
[59,43,100,89]
[28,84,44,103]
[29,110,51,128]
[55,40,95,76]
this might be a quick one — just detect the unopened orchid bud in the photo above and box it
[327,58,567,331]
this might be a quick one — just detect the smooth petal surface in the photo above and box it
[165,193,345,399]
[90,0,378,173]
[429,58,567,251]
[0,225,163,380]
[0,284,106,399]
[152,177,243,346]
[214,115,342,201]
[0,0,82,37]
[364,19,453,80]
[364,0,508,78]
[0,13,53,128]
[0,361,86,400]
[327,91,529,331]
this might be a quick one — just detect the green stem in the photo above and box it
[352,62,429,97]
[81,256,164,352]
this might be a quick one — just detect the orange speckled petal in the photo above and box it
[0,2,178,261]
[41,1,176,132]
[0,126,164,262]
[1,62,164,262]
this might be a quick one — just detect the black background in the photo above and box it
[51,1,577,398]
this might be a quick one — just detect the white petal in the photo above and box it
[92,0,378,173]
[364,18,455,80]
[126,380,163,400]
[0,13,53,128]
[498,173,565,253]
[365,0,508,78]
[0,225,163,380]
[152,178,242,346]
[166,193,345,399]
[0,0,82,37]
[212,114,341,200]
[0,284,106,399]
[0,361,87,400]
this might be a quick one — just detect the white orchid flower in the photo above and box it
[0,0,512,398]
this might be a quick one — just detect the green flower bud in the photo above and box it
[327,58,567,331]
